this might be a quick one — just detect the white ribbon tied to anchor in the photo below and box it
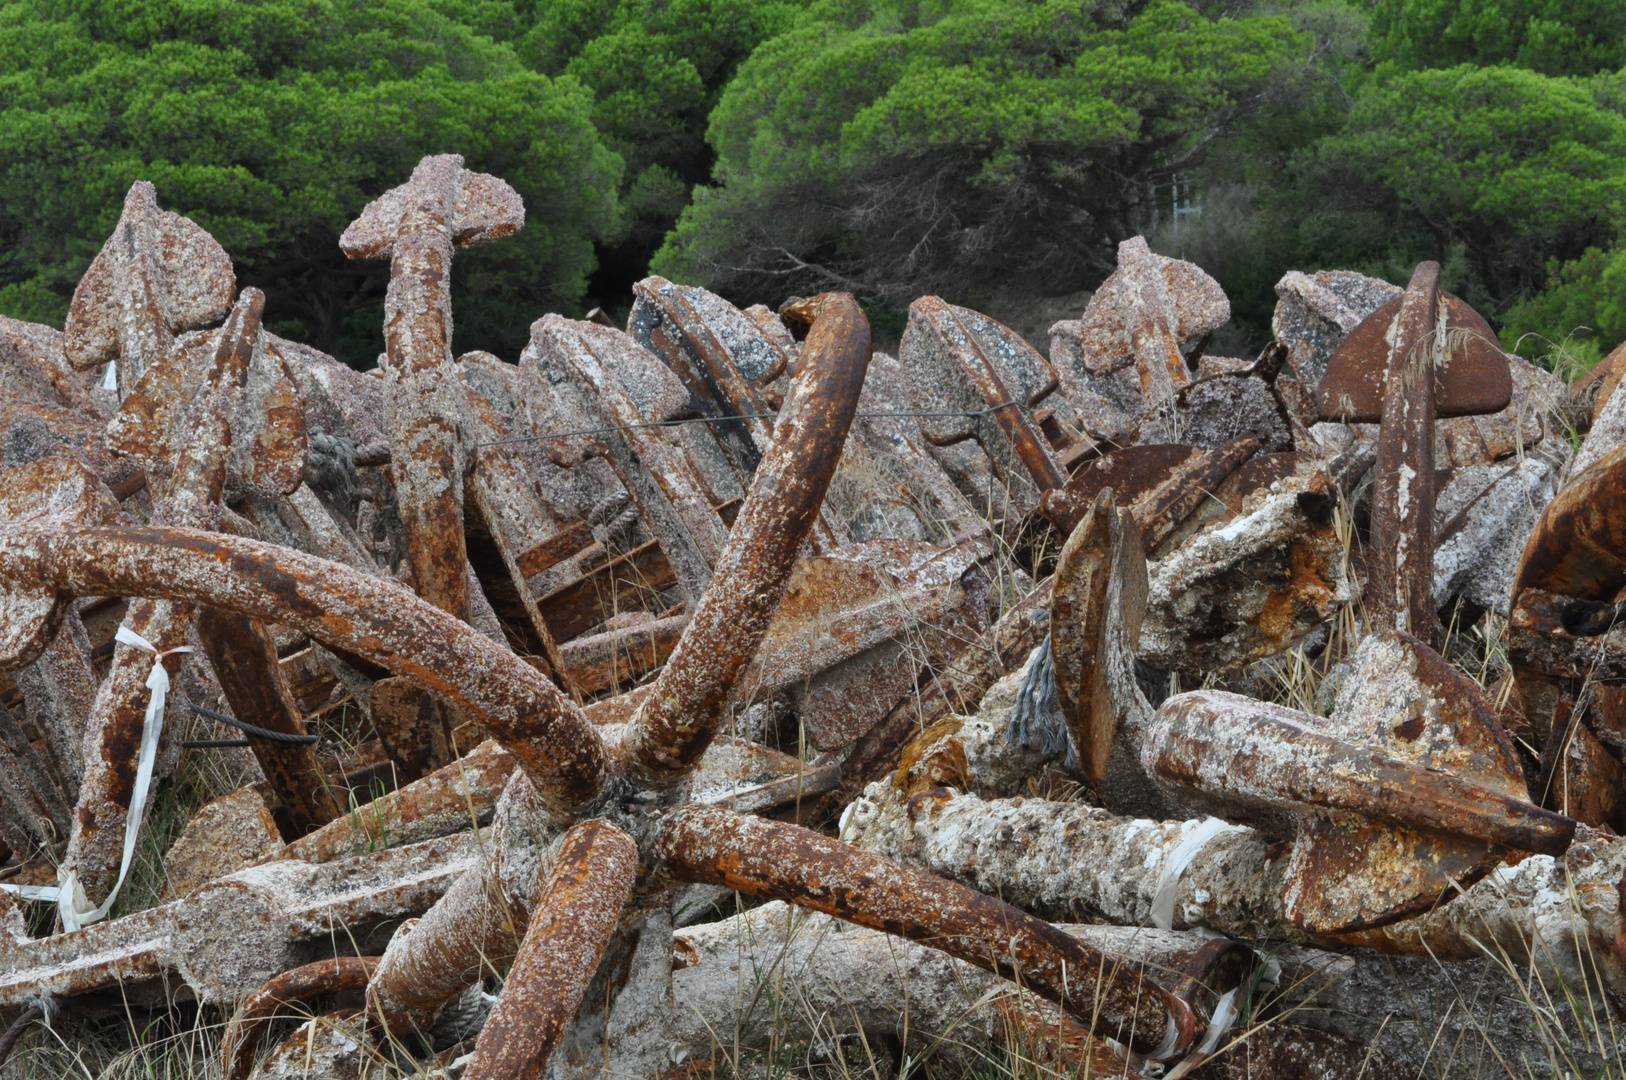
[1149,817,1247,932]
[0,627,190,930]
[100,361,118,392]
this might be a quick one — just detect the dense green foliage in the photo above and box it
[1502,246,1626,363]
[653,0,1304,311]
[509,0,798,303]
[2,0,1625,366]
[0,0,621,363]
[1368,0,1626,76]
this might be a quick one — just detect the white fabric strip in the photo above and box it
[100,361,117,392]
[1150,817,1246,931]
[1195,987,1240,1055]
[0,627,192,929]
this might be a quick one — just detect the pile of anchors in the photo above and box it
[0,154,1619,1078]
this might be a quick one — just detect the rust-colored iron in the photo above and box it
[631,275,778,477]
[520,316,729,608]
[364,857,520,1034]
[1041,438,1260,549]
[340,157,523,775]
[462,820,638,1080]
[369,677,453,785]
[196,607,340,838]
[730,539,989,752]
[460,367,570,683]
[1097,238,1194,408]
[64,290,270,902]
[1356,262,1445,641]
[1318,262,1510,642]
[0,315,110,426]
[535,538,679,644]
[341,155,522,628]
[1316,286,1512,423]
[0,523,606,814]
[1042,444,1196,534]
[0,831,478,1007]
[16,607,97,807]
[0,459,124,670]
[1050,489,1148,793]
[621,293,870,785]
[1512,442,1626,607]
[1147,632,1573,933]
[660,805,1196,1057]
[279,739,513,864]
[1506,445,1626,687]
[514,520,595,579]
[1065,238,1230,446]
[901,297,1067,512]
[557,614,689,698]
[223,955,379,1080]
[63,181,236,394]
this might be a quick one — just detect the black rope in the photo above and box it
[476,402,1019,449]
[182,738,253,749]
[188,703,319,745]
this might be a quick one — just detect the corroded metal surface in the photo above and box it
[0,831,477,1006]
[340,157,525,776]
[0,458,124,669]
[279,739,513,864]
[63,181,236,393]
[1316,289,1512,423]
[1145,632,1574,933]
[162,786,284,898]
[1051,489,1148,792]
[223,955,380,1080]
[364,860,519,1033]
[521,316,727,608]
[1511,442,1626,605]
[900,296,1065,519]
[0,157,1609,1074]
[659,804,1194,1056]
[196,607,339,837]
[622,293,870,784]
[0,524,606,813]
[1359,263,1444,641]
[341,155,523,634]
[1138,457,1347,673]
[463,821,637,1080]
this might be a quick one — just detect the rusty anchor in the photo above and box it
[629,275,781,485]
[1061,236,1231,446]
[63,288,304,912]
[899,296,1069,524]
[341,155,525,777]
[217,292,1201,1077]
[518,315,730,614]
[1317,260,1511,644]
[62,181,237,398]
[1144,631,1572,934]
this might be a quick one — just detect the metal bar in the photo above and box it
[222,955,380,1080]
[463,821,637,1080]
[0,525,606,814]
[658,804,1194,1057]
[622,293,871,785]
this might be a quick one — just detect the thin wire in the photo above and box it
[475,401,1018,448]
[188,703,319,745]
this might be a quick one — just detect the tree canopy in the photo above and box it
[652,0,1304,313]
[1368,0,1626,76]
[0,0,621,364]
[3,0,1626,366]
